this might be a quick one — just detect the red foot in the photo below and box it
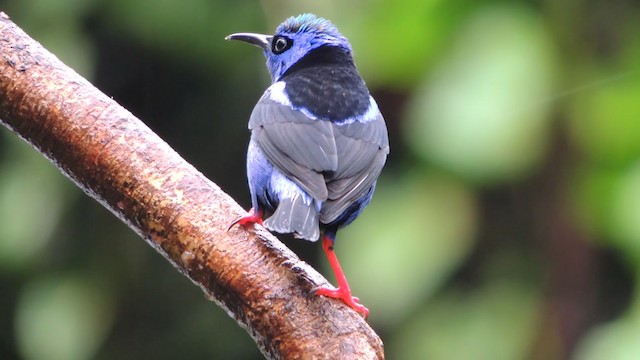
[315,233,369,318]
[315,285,369,318]
[228,208,263,230]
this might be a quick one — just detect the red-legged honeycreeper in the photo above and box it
[226,13,389,318]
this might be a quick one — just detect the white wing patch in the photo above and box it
[266,81,380,124]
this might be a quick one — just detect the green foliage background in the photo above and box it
[1,0,639,359]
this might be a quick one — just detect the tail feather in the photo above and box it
[264,195,320,241]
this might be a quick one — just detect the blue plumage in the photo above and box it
[227,14,389,318]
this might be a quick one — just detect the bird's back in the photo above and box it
[281,46,371,123]
[249,49,389,230]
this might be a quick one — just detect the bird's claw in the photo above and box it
[228,208,264,231]
[314,285,369,318]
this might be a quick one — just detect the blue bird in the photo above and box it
[226,13,389,317]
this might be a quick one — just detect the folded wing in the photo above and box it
[249,95,389,224]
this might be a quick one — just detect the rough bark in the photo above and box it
[0,13,383,359]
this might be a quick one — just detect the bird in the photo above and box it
[226,13,389,318]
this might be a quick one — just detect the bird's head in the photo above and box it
[226,13,352,82]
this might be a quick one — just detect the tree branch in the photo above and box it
[0,13,383,359]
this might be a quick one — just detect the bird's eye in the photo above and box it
[272,36,292,54]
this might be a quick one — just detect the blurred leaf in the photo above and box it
[609,164,640,263]
[336,171,477,325]
[15,273,115,360]
[568,17,640,167]
[573,164,640,266]
[571,166,619,241]
[405,4,558,184]
[0,135,73,271]
[575,290,640,360]
[391,280,541,360]
[569,71,640,166]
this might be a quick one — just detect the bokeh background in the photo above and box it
[1,0,640,359]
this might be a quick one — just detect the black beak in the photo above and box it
[225,32,272,50]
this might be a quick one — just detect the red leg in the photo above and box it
[228,208,264,230]
[314,234,369,318]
